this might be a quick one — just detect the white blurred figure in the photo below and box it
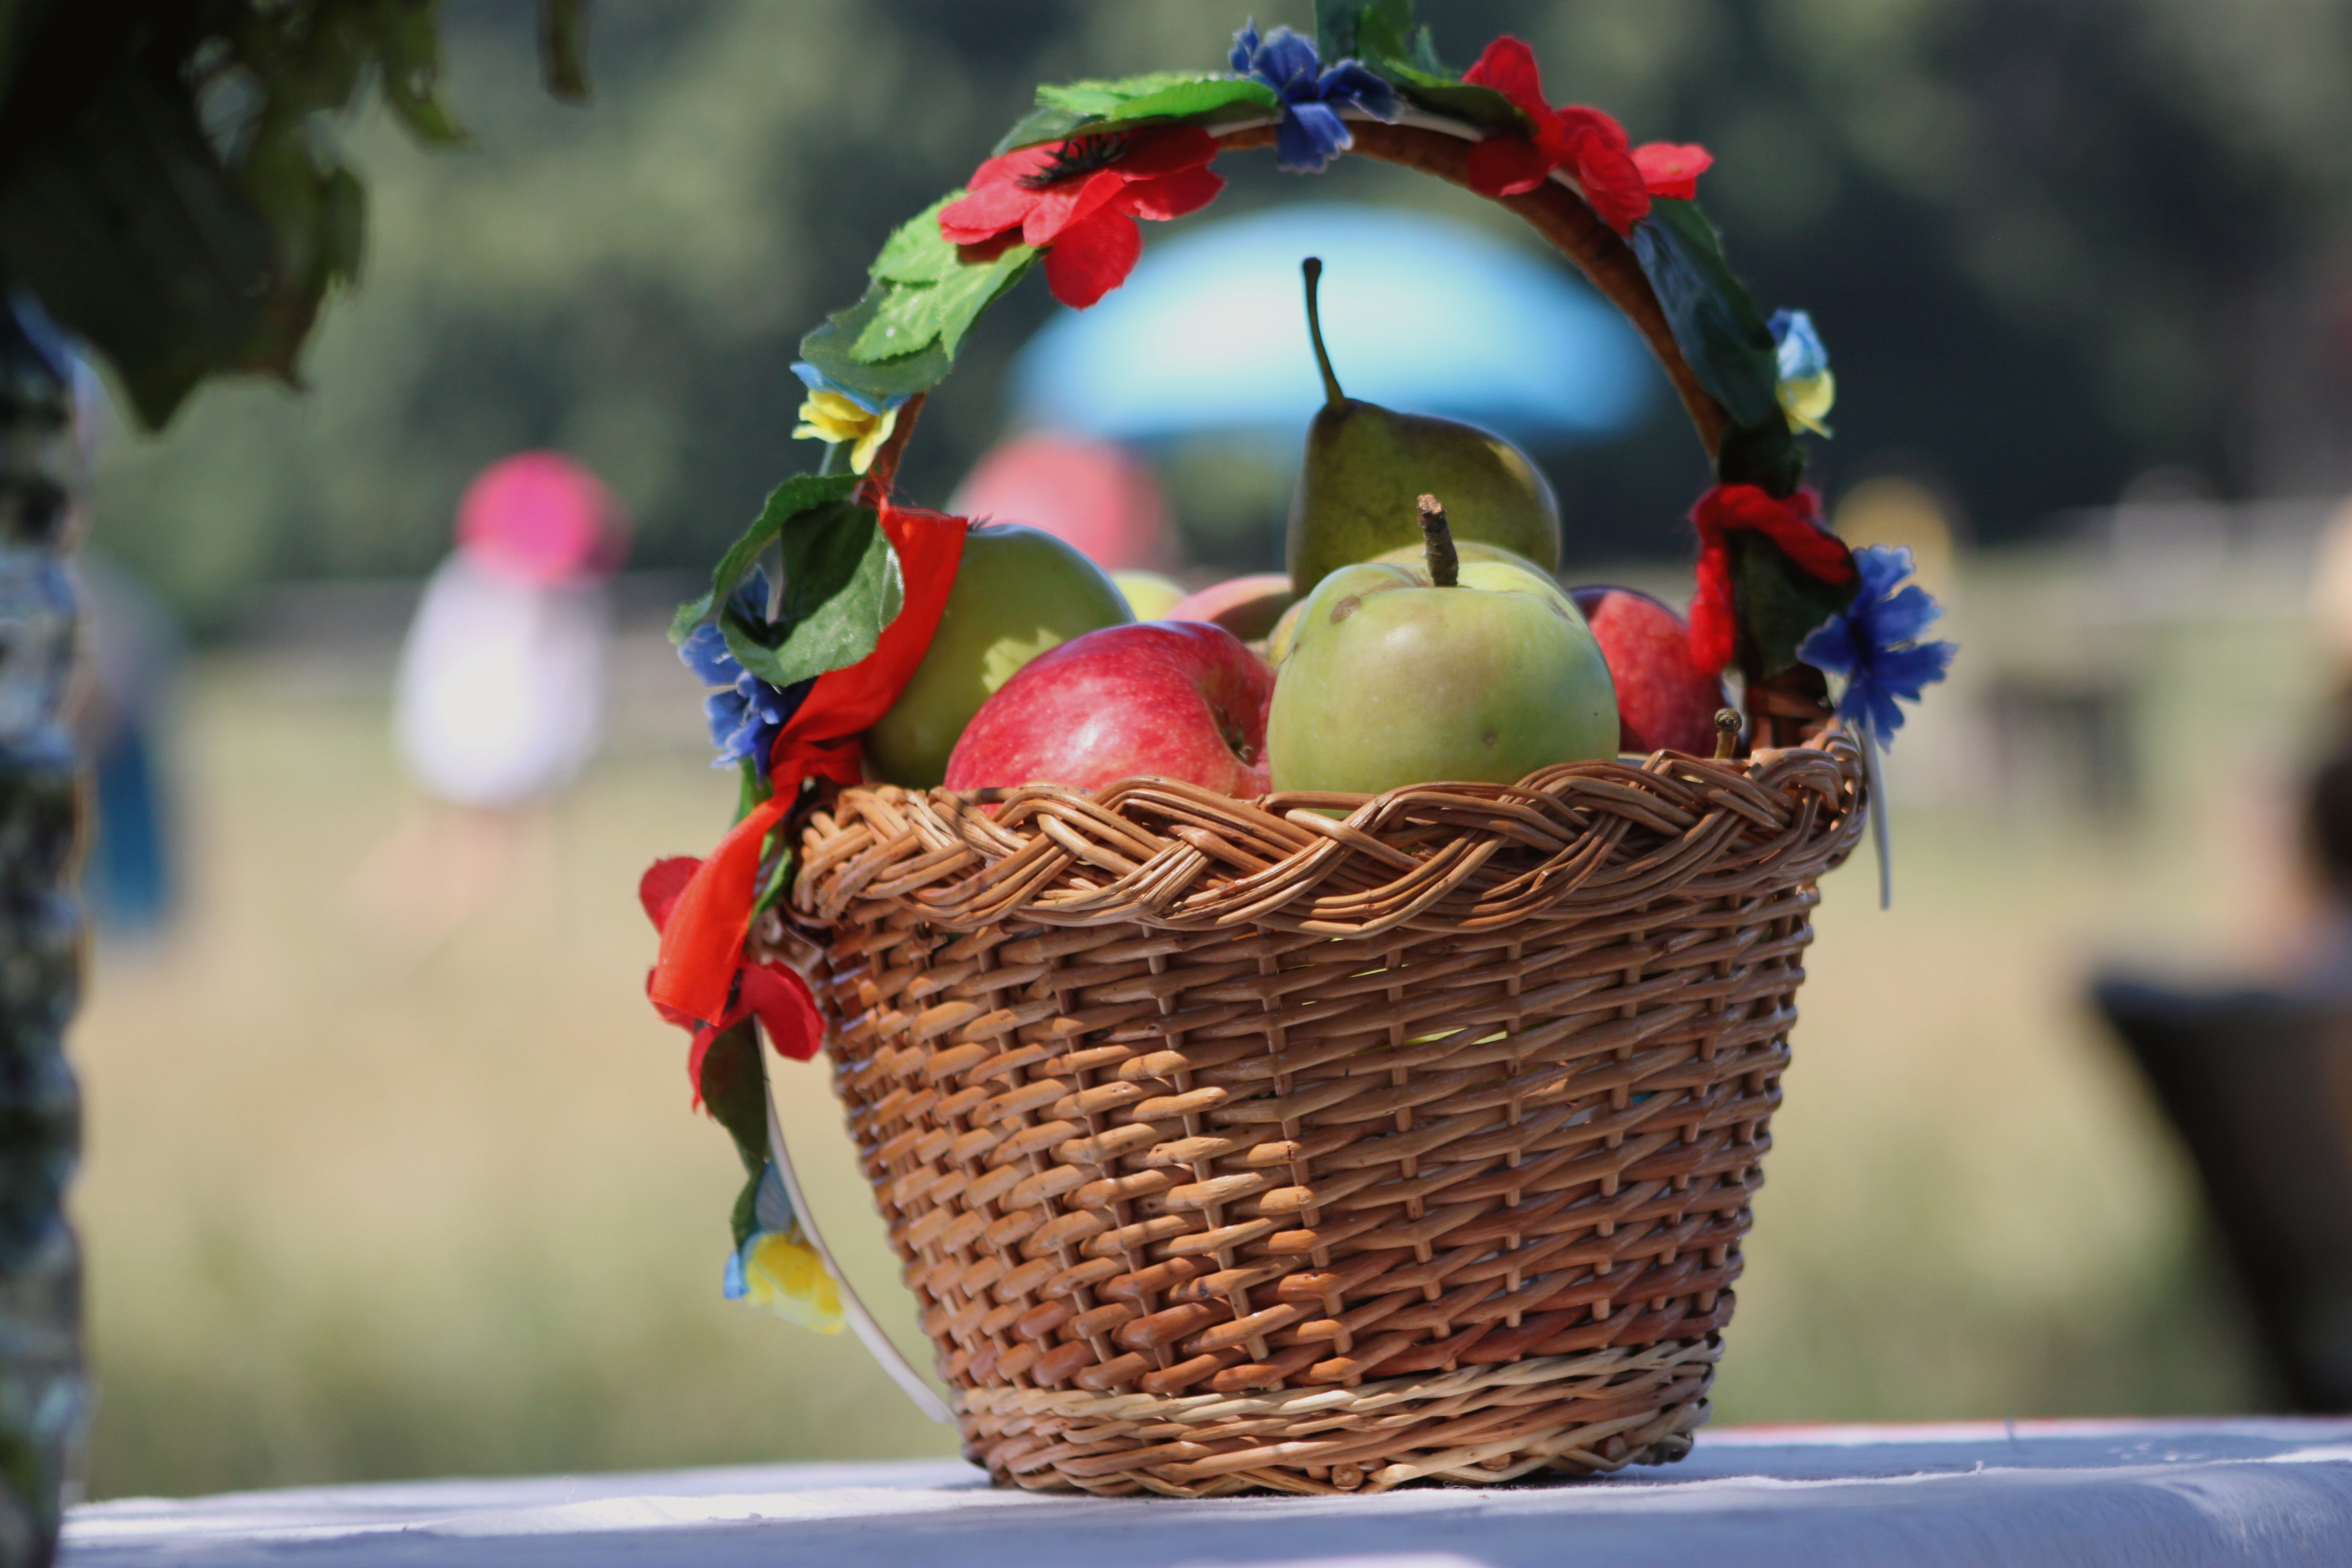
[355,452,629,945]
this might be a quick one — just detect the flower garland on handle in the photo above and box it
[649,500,966,1031]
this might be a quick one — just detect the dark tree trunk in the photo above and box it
[0,293,87,1568]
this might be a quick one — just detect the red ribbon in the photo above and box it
[1686,484,1854,674]
[648,503,968,1032]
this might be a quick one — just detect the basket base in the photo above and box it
[959,1337,1718,1497]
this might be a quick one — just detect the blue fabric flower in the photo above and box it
[679,573,812,770]
[1769,309,1829,381]
[1797,545,1956,748]
[1230,20,1398,174]
[789,361,910,417]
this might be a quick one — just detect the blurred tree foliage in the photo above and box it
[0,0,588,429]
[80,0,2352,626]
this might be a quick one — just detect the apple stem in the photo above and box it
[1416,495,1459,587]
[1713,708,1740,760]
[1301,258,1346,408]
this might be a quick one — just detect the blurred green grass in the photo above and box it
[76,581,2303,1497]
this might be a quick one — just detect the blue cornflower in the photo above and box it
[1797,545,1956,748]
[1770,309,1828,381]
[1769,309,1834,436]
[1230,20,1398,174]
[680,574,812,769]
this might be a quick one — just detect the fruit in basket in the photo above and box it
[1168,573,1295,642]
[1111,569,1188,621]
[1269,538,1563,668]
[944,621,1273,796]
[1286,258,1561,594]
[1268,495,1614,793]
[1568,585,1730,756]
[865,524,1132,787]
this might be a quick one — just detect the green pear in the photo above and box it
[866,523,1132,787]
[1268,495,1615,795]
[1286,257,1562,594]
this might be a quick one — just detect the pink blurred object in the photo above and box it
[947,432,1169,569]
[456,451,631,585]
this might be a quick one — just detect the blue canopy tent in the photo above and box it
[1009,203,1658,447]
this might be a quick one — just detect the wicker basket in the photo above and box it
[785,739,1863,1495]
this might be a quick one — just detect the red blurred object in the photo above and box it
[944,621,1272,797]
[1168,574,1295,641]
[456,450,631,585]
[947,432,1170,570]
[1570,585,1729,757]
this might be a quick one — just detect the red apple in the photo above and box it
[944,622,1273,796]
[1568,585,1729,757]
[1168,574,1295,642]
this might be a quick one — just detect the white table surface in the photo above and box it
[61,1418,2352,1568]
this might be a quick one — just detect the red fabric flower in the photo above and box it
[1686,485,1856,674]
[1632,142,1713,201]
[939,126,1225,309]
[640,855,822,1109]
[1462,37,1653,234]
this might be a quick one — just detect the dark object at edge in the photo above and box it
[2096,976,2352,1411]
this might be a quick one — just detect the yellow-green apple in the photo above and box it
[1269,496,1615,794]
[944,622,1273,796]
[1567,585,1728,756]
[1168,573,1294,642]
[1269,540,1558,668]
[865,524,1131,787]
[1112,569,1188,621]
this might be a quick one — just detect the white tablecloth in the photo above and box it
[63,1418,2352,1567]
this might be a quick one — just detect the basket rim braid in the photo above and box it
[793,742,1865,939]
[645,4,1952,1502]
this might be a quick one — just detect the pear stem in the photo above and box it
[1713,708,1741,760]
[1301,257,1346,407]
[1417,494,1459,587]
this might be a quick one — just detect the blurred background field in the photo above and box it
[59,0,2352,1503]
[72,528,2320,1498]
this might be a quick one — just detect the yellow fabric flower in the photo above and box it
[737,1227,844,1333]
[1779,369,1836,438]
[793,392,898,475]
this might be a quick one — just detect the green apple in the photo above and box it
[1111,569,1188,621]
[1266,540,1553,668]
[1267,496,1616,794]
[866,523,1133,787]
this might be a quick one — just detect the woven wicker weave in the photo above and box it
[786,741,1865,1494]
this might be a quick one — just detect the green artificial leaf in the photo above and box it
[995,73,1278,153]
[798,281,954,406]
[1714,417,1807,497]
[721,502,903,689]
[697,1023,770,1180]
[1387,75,1528,135]
[1098,75,1278,127]
[1317,0,1417,60]
[850,244,1036,363]
[1313,1,1529,136]
[872,193,967,283]
[671,472,862,639]
[1629,199,1787,437]
[1729,531,1856,680]
[730,1168,761,1249]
